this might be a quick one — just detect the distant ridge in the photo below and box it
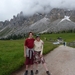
[0,8,75,38]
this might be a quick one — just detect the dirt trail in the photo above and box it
[12,45,75,75]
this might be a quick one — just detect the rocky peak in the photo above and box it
[0,8,75,38]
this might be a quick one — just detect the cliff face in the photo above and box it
[0,8,75,38]
[47,8,75,22]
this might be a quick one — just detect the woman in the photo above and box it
[24,32,35,75]
[34,35,50,75]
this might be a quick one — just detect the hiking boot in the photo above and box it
[24,70,28,75]
[31,70,34,75]
[35,70,38,74]
[46,71,50,75]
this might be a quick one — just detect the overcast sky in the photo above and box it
[0,0,75,21]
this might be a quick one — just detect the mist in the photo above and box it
[0,0,75,21]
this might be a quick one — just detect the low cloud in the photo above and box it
[0,0,75,21]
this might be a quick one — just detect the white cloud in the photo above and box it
[0,0,75,21]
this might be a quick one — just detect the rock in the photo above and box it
[0,8,75,38]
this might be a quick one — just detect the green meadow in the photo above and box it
[41,33,75,42]
[0,33,75,75]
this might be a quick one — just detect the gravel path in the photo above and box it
[12,45,75,75]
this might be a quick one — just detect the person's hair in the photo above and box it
[36,35,40,38]
[28,32,33,36]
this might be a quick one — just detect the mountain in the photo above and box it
[0,8,75,38]
[48,16,75,33]
[25,16,75,33]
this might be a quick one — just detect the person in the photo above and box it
[63,42,66,46]
[24,32,35,75]
[34,35,51,75]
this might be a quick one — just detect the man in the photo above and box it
[24,32,35,75]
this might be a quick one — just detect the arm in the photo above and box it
[40,41,44,56]
[40,45,43,55]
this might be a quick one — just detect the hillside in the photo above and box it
[0,8,75,38]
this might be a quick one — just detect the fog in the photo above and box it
[0,0,75,21]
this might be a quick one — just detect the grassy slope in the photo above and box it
[41,33,75,42]
[0,27,11,36]
[0,33,75,75]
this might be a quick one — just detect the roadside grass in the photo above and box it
[0,39,25,75]
[43,41,58,55]
[0,33,75,75]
